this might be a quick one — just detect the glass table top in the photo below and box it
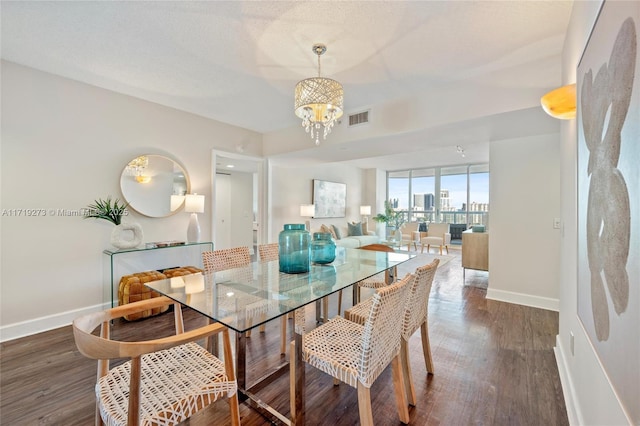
[146,247,415,333]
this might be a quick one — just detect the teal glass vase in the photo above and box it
[310,232,336,264]
[278,224,310,274]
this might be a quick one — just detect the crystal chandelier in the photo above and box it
[294,44,344,145]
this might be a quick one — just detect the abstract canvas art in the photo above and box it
[312,180,346,218]
[577,1,639,422]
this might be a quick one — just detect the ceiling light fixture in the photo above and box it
[294,43,344,145]
[456,145,465,157]
[541,83,576,119]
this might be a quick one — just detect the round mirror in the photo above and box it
[120,154,190,217]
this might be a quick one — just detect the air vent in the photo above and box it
[348,110,370,127]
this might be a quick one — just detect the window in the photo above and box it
[386,164,489,227]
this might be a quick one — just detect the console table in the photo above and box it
[103,242,213,307]
[461,230,488,282]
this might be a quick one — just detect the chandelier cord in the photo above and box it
[317,51,321,77]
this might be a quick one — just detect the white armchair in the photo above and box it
[420,223,451,255]
[400,222,420,251]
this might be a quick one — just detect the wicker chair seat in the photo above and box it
[97,342,236,426]
[302,316,367,388]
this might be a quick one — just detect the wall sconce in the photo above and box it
[541,83,576,119]
[360,205,371,224]
[300,204,315,231]
[185,193,205,243]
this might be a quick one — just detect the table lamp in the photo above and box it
[300,204,315,231]
[185,193,205,242]
[360,205,371,224]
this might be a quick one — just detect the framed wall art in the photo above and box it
[312,180,346,218]
[576,1,639,422]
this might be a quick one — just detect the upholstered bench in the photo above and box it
[117,271,169,321]
[162,266,204,277]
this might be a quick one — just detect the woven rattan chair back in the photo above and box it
[72,296,240,426]
[359,273,412,387]
[258,243,279,262]
[202,246,251,273]
[402,258,439,340]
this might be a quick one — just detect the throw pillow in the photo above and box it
[348,222,363,236]
[321,224,337,240]
[331,224,342,240]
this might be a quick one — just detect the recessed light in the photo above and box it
[226,164,235,168]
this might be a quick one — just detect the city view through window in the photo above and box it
[387,164,489,228]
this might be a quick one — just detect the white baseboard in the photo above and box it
[0,303,109,342]
[554,335,582,425]
[486,288,559,311]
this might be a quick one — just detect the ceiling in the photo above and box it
[1,1,573,171]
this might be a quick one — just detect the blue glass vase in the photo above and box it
[279,224,311,274]
[311,232,336,264]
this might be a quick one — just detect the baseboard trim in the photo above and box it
[485,288,559,311]
[0,303,109,343]
[554,335,582,425]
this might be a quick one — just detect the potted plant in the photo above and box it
[84,196,143,249]
[83,196,129,225]
[373,200,406,239]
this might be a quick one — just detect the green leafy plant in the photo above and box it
[83,196,129,225]
[373,200,406,229]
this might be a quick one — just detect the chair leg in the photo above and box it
[445,244,449,254]
[391,354,410,424]
[280,316,287,355]
[420,244,425,253]
[357,383,374,426]
[438,245,442,255]
[259,313,267,333]
[289,340,296,419]
[246,318,253,337]
[400,338,417,406]
[421,322,435,374]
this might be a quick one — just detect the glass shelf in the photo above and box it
[103,241,213,307]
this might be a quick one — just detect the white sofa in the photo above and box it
[314,223,380,248]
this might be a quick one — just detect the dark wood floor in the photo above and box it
[0,248,568,425]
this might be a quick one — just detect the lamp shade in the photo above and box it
[541,83,576,119]
[185,194,205,213]
[170,194,185,211]
[300,204,315,217]
[360,205,371,216]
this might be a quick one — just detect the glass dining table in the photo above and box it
[146,246,415,425]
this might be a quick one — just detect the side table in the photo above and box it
[103,242,213,307]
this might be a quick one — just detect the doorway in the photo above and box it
[211,151,266,255]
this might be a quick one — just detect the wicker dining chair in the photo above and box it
[204,246,287,352]
[257,243,279,262]
[290,274,413,424]
[345,258,440,406]
[73,296,240,426]
[354,243,398,304]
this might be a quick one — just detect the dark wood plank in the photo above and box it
[0,249,568,425]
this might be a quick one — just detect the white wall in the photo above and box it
[488,133,562,311]
[554,1,632,424]
[0,61,262,341]
[269,163,368,241]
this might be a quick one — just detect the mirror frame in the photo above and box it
[120,154,190,218]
